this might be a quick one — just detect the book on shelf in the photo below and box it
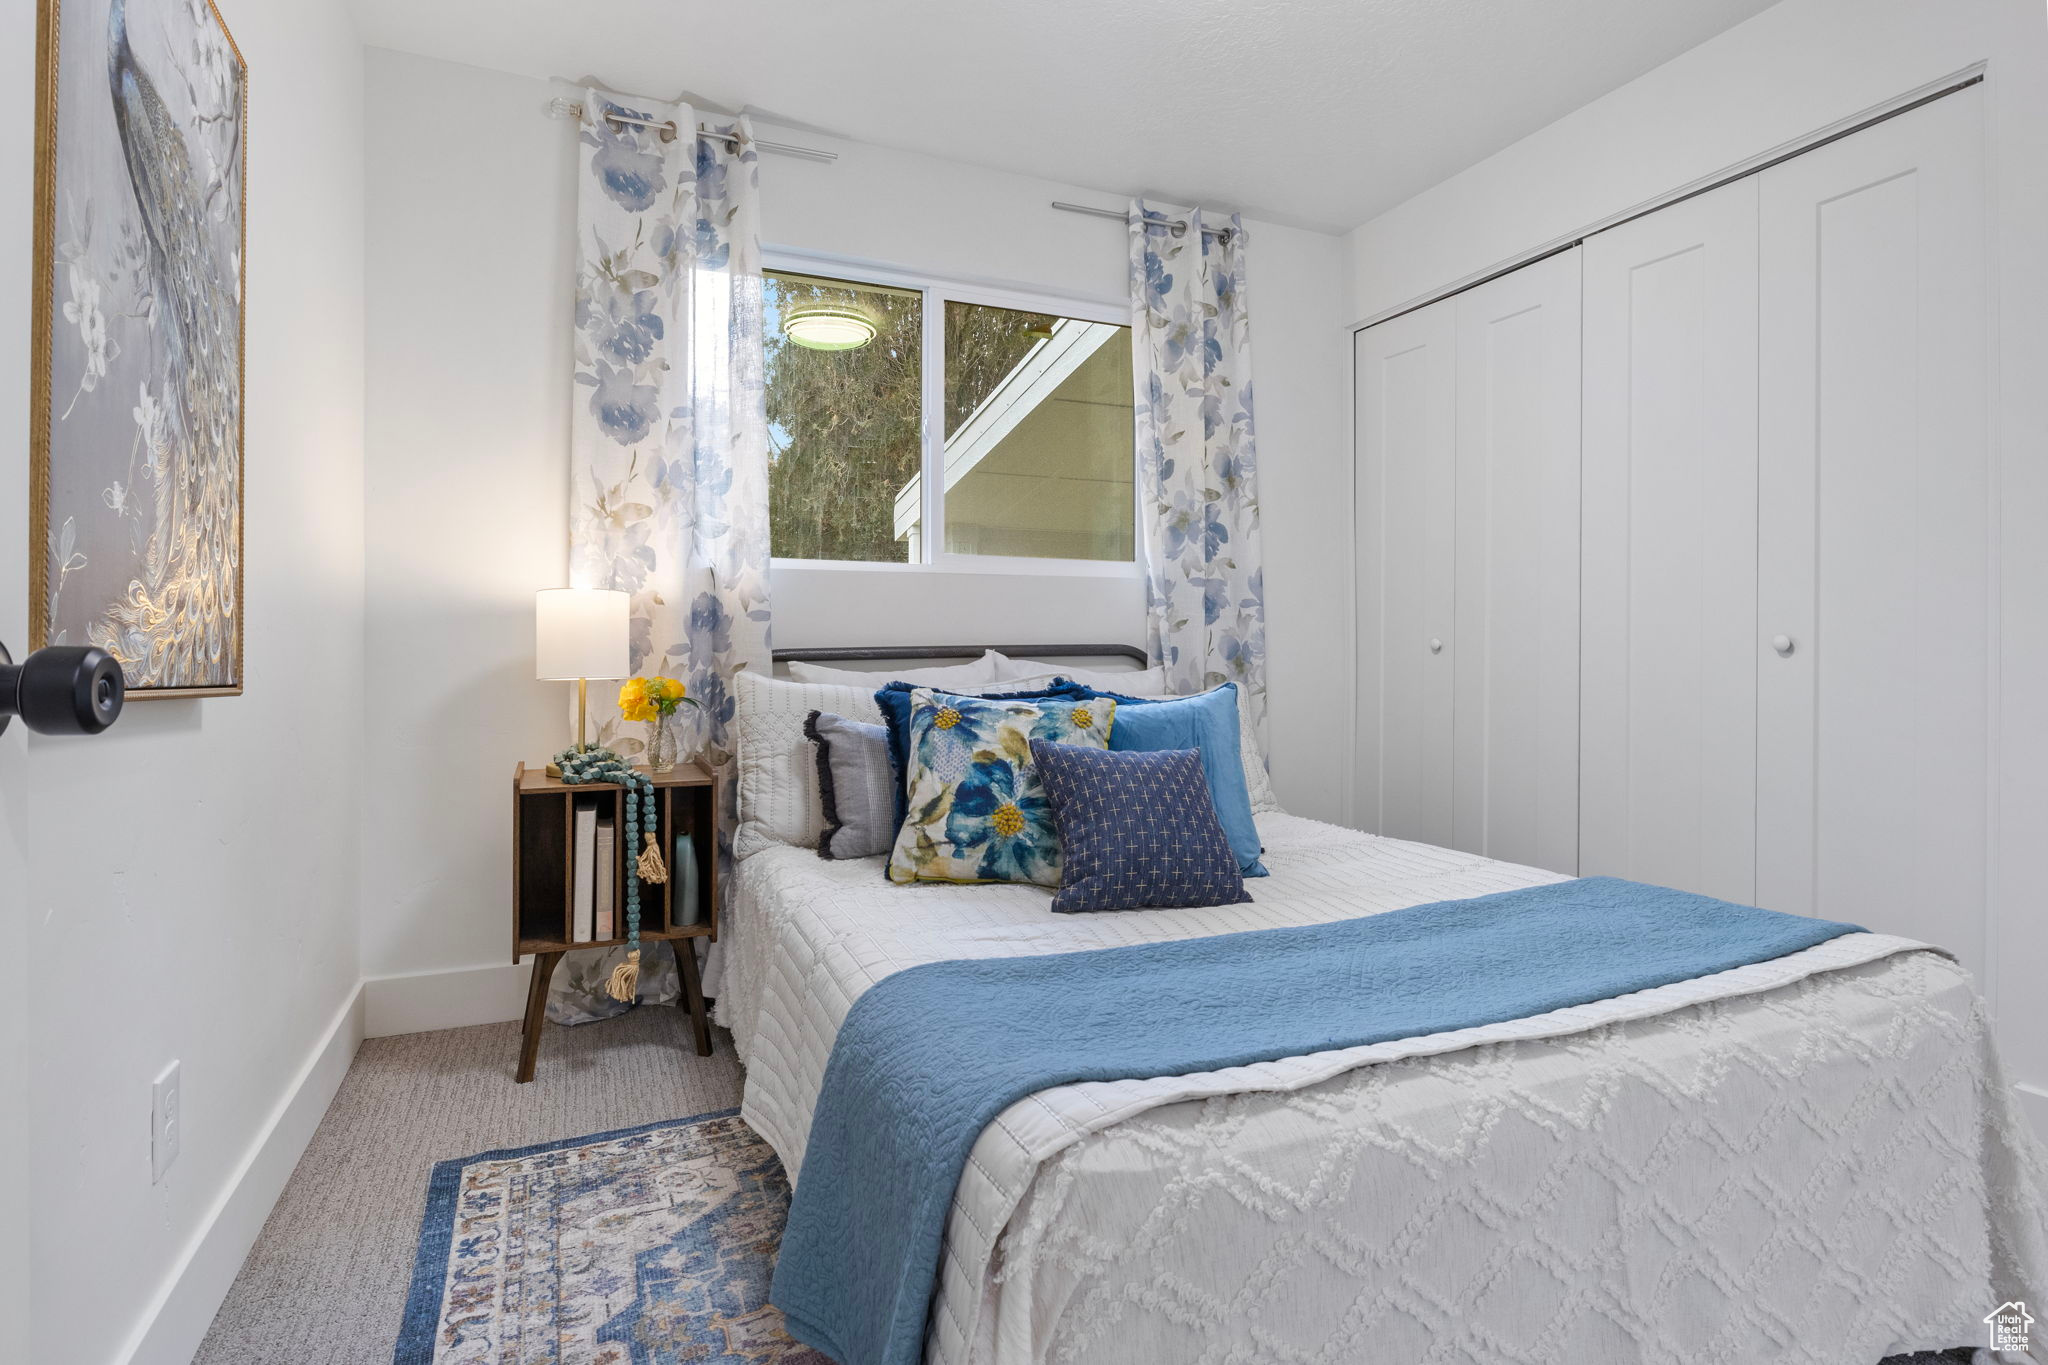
[593,809,616,941]
[572,797,598,944]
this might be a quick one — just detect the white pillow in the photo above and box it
[732,671,885,859]
[993,654,1172,696]
[991,671,1085,694]
[1236,700,1279,814]
[785,653,999,689]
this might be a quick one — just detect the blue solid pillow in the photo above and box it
[1030,742,1251,913]
[874,680,1091,839]
[1071,681,1267,877]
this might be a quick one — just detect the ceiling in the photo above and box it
[352,0,1778,233]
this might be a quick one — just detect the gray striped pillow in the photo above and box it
[805,711,896,860]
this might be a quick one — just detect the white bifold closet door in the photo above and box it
[1579,177,1761,903]
[1354,300,1456,848]
[1755,89,1989,969]
[1451,252,1582,873]
[1359,86,1987,962]
[1354,250,1581,873]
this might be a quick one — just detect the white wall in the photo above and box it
[358,50,577,1020]
[1,5,34,1354]
[359,47,1354,1015]
[0,0,369,1360]
[1344,0,2048,1129]
[0,10,33,1346]
[0,824,22,1365]
[1245,224,1354,823]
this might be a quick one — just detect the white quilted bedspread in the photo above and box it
[711,814,2048,1365]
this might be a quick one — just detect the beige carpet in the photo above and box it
[193,1004,743,1365]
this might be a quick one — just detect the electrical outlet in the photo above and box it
[152,1061,181,1183]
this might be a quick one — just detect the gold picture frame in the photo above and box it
[31,0,248,699]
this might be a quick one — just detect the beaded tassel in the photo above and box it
[551,746,662,1004]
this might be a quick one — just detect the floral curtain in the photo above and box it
[570,90,771,760]
[556,90,771,1020]
[1128,198,1267,739]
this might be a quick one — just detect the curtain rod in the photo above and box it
[545,96,838,163]
[1051,199,1234,240]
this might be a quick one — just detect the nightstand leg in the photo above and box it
[674,939,713,1057]
[516,952,563,1083]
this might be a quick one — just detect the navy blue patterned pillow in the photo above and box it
[1029,741,1251,913]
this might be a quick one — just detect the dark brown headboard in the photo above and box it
[772,642,1148,665]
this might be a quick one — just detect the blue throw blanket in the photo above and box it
[770,877,1860,1365]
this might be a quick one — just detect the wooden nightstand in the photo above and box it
[511,760,719,1082]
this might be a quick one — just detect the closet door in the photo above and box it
[1452,250,1582,873]
[1756,89,1989,968]
[1579,177,1760,901]
[1354,299,1456,846]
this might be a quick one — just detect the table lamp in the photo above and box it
[536,588,630,774]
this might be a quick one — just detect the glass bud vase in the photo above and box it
[646,711,681,773]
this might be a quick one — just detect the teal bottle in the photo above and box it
[674,832,702,926]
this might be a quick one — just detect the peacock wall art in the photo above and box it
[32,0,247,695]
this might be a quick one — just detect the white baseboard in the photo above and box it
[94,966,535,1363]
[364,960,531,1037]
[2017,1082,2048,1142]
[113,983,365,1365]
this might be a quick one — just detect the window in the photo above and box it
[765,265,1134,568]
[764,272,922,563]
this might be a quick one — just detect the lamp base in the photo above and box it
[548,679,597,777]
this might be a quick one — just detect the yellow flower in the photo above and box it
[617,677,656,723]
[934,706,962,730]
[619,674,698,723]
[991,803,1026,838]
[1071,706,1094,729]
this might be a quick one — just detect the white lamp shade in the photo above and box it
[535,589,630,680]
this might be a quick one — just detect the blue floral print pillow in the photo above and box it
[886,689,1117,887]
[873,679,1091,840]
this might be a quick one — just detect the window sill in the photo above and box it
[771,556,1141,580]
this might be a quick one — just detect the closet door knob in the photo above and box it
[1771,634,1795,656]
[1428,638,1443,654]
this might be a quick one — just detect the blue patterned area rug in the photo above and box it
[396,1108,829,1364]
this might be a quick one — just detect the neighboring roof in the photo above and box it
[893,317,1121,543]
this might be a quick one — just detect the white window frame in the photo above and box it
[764,248,1140,579]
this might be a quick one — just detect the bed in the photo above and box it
[710,647,2048,1365]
